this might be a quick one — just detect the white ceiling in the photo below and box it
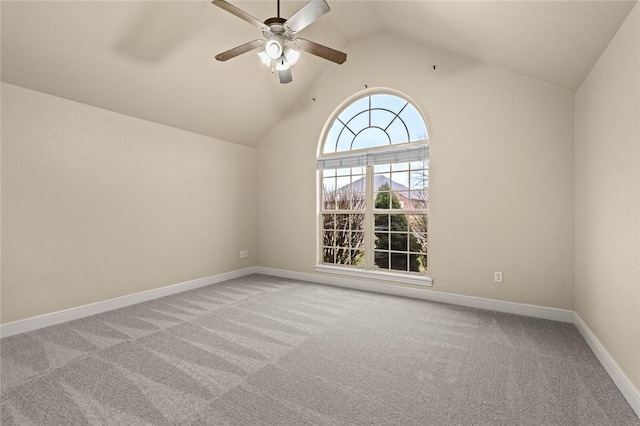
[1,1,636,147]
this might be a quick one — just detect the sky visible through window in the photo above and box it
[322,93,429,191]
[323,94,428,155]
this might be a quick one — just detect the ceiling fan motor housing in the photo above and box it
[263,17,289,59]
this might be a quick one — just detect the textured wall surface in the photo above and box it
[257,32,575,310]
[575,4,640,393]
[1,83,257,323]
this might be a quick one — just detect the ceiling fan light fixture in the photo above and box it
[275,56,290,71]
[257,50,272,67]
[284,47,300,66]
[265,39,283,60]
[211,0,347,84]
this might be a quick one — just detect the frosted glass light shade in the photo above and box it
[257,51,271,67]
[284,47,300,66]
[265,39,283,60]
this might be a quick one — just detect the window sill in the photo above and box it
[314,264,433,287]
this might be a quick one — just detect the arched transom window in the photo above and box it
[323,93,428,154]
[316,90,431,285]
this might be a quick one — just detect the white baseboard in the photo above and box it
[254,267,575,323]
[0,267,258,338]
[0,266,573,338]
[573,313,640,418]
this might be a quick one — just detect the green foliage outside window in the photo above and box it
[374,183,424,272]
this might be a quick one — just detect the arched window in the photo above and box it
[316,90,431,285]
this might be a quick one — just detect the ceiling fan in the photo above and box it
[212,0,347,84]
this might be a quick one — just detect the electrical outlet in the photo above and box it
[494,271,503,283]
[240,250,249,258]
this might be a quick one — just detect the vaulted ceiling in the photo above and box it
[2,1,636,147]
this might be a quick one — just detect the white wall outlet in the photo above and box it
[239,250,249,258]
[494,271,503,283]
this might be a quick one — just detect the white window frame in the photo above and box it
[315,89,432,287]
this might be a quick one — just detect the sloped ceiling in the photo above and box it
[1,1,636,147]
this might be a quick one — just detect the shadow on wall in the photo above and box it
[115,2,210,63]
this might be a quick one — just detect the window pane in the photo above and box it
[392,162,410,172]
[350,250,365,267]
[351,166,366,175]
[390,233,408,251]
[337,232,351,249]
[391,192,407,209]
[409,254,426,273]
[349,231,362,248]
[410,160,428,171]
[350,214,365,231]
[346,111,369,134]
[336,176,350,190]
[389,214,408,231]
[390,253,408,271]
[322,230,335,247]
[336,128,354,152]
[400,104,428,141]
[323,194,336,210]
[332,191,347,210]
[375,232,389,250]
[335,213,349,228]
[374,214,389,231]
[371,94,407,113]
[322,247,335,264]
[323,122,343,154]
[322,214,336,230]
[386,117,410,143]
[334,248,350,265]
[352,127,389,150]
[391,171,410,187]
[410,170,426,190]
[370,109,395,129]
[323,177,336,191]
[374,251,390,269]
[413,230,428,243]
[350,192,366,210]
[374,164,390,174]
[408,214,428,233]
[338,96,369,122]
[375,191,392,209]
[412,232,428,254]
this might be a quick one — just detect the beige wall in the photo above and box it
[575,4,640,392]
[1,83,257,323]
[257,33,575,310]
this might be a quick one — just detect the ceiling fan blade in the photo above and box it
[215,39,265,62]
[294,38,346,64]
[278,67,293,84]
[211,0,269,31]
[285,0,330,33]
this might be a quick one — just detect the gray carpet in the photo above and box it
[1,274,638,425]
